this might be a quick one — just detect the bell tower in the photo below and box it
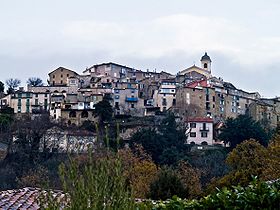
[200,52,211,73]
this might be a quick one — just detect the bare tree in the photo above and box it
[27,77,43,87]
[5,78,21,94]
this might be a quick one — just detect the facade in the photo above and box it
[2,91,50,114]
[154,79,176,112]
[187,117,214,145]
[248,99,280,128]
[113,82,145,116]
[48,67,79,86]
[175,80,216,120]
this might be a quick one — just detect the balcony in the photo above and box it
[125,97,138,102]
[199,127,210,132]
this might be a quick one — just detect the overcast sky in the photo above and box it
[0,0,279,97]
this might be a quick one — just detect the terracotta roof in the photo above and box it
[188,117,213,123]
[186,79,211,88]
[0,187,66,210]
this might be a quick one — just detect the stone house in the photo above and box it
[48,67,79,86]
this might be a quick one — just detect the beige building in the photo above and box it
[154,79,176,112]
[48,67,79,86]
[248,99,280,128]
[178,52,212,82]
[175,80,216,120]
[1,91,50,114]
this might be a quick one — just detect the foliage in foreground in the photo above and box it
[140,178,280,210]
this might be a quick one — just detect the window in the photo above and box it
[131,89,135,93]
[69,111,76,118]
[213,96,215,102]
[81,111,89,118]
[67,74,69,77]
[190,132,196,137]
[115,102,119,109]
[162,98,167,106]
[35,99,39,105]
[115,95,120,99]
[53,75,55,78]
[35,93,38,98]
[18,99,21,105]
[131,104,135,108]
[201,132,208,138]
[190,123,196,128]
[115,89,119,94]
[61,80,63,84]
[202,123,207,130]
[204,63,208,68]
[206,102,210,110]
[172,99,176,106]
[61,74,63,78]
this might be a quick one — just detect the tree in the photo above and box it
[176,161,202,198]
[190,149,228,188]
[46,152,136,209]
[130,128,163,163]
[219,114,269,149]
[130,112,187,164]
[5,78,21,94]
[93,97,113,124]
[27,77,43,86]
[159,112,187,148]
[0,81,4,93]
[118,145,158,198]
[214,139,268,188]
[149,167,188,200]
[262,125,280,180]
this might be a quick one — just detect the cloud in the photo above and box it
[60,14,280,69]
[0,13,280,97]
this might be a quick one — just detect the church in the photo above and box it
[178,52,212,84]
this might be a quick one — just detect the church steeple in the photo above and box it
[201,52,211,73]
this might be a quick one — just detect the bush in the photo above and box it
[143,178,280,209]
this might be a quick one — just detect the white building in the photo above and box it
[187,117,214,145]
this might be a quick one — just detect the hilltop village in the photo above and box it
[0,52,279,147]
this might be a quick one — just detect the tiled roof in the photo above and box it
[186,79,211,88]
[0,187,66,210]
[188,117,213,123]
